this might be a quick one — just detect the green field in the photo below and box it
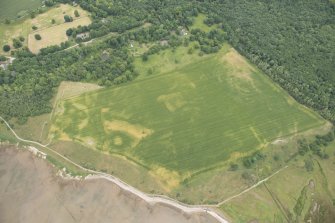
[1,4,90,54]
[50,46,325,180]
[191,13,216,32]
[221,146,335,222]
[0,0,43,20]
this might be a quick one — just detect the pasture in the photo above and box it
[28,16,91,53]
[221,147,335,222]
[0,4,90,53]
[49,46,325,183]
[0,0,43,20]
[191,13,216,32]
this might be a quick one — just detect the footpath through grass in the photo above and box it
[50,45,325,180]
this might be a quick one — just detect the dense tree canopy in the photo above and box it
[202,0,335,122]
[0,0,334,125]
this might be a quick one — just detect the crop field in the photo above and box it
[0,0,43,20]
[49,47,325,181]
[0,4,90,53]
[28,16,91,53]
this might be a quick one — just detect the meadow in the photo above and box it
[0,0,43,20]
[28,16,91,53]
[0,4,90,53]
[50,46,325,180]
[190,13,216,32]
[221,145,335,222]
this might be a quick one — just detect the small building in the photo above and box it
[0,57,15,70]
[0,62,7,70]
[76,32,90,40]
[101,50,110,61]
[160,40,169,46]
[180,28,188,36]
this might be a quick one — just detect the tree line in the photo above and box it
[0,0,334,127]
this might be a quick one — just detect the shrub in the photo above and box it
[66,28,73,36]
[32,25,38,30]
[13,39,22,49]
[2,45,10,52]
[34,34,42,40]
[64,15,73,23]
[323,153,329,159]
[304,159,314,172]
[0,55,6,61]
[51,19,56,24]
[243,151,265,168]
[74,10,80,17]
[229,163,239,171]
[273,154,280,161]
[45,0,55,7]
[19,36,25,42]
[142,53,148,61]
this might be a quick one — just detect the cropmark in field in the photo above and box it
[50,47,325,185]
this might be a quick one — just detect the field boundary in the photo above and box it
[0,115,294,222]
[29,15,90,35]
[0,115,228,223]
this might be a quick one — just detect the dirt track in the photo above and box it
[0,146,219,223]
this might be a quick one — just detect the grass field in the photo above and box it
[191,13,216,32]
[0,4,90,53]
[49,45,325,184]
[28,16,91,53]
[3,81,102,145]
[221,146,335,222]
[0,0,43,20]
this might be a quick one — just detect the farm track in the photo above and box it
[0,115,288,223]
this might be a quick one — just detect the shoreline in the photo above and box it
[0,143,227,223]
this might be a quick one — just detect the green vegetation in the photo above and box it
[63,15,73,23]
[12,38,23,49]
[190,13,215,33]
[221,145,335,222]
[50,47,324,176]
[28,16,91,53]
[0,4,90,54]
[0,0,334,221]
[203,0,335,122]
[293,186,308,216]
[74,10,80,17]
[34,34,41,40]
[0,0,43,20]
[2,45,10,52]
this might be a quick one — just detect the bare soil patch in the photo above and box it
[157,92,186,112]
[221,48,255,81]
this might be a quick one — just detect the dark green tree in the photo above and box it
[64,15,73,23]
[74,10,80,17]
[2,45,10,52]
[34,34,42,40]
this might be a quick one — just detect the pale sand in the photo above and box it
[0,146,218,223]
